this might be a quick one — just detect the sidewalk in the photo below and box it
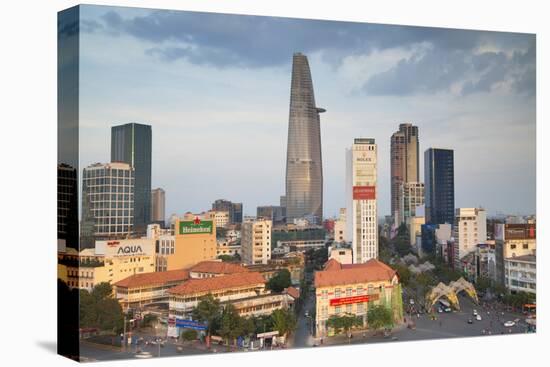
[314,322,407,346]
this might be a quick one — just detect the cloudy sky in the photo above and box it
[75,5,536,218]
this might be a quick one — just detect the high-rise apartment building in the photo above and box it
[151,188,165,225]
[241,219,272,265]
[453,208,487,264]
[285,52,324,224]
[346,138,378,263]
[390,123,419,224]
[424,148,455,226]
[81,162,134,248]
[111,123,152,234]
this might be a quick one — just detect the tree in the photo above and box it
[326,313,363,336]
[181,329,198,342]
[271,309,297,337]
[475,276,492,294]
[79,282,123,333]
[367,305,394,333]
[393,263,411,287]
[267,269,291,293]
[218,304,243,346]
[191,294,222,337]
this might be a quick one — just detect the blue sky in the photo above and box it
[76,5,536,218]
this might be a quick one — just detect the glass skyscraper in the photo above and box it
[285,53,324,224]
[111,123,152,234]
[424,148,455,226]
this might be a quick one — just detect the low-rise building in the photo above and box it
[504,255,536,294]
[245,254,304,286]
[188,260,248,279]
[328,247,353,265]
[114,269,190,309]
[494,223,536,286]
[314,259,403,337]
[216,240,241,258]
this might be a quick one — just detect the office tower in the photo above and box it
[111,123,152,234]
[399,182,425,223]
[346,138,378,263]
[424,148,455,226]
[57,163,78,249]
[241,218,272,265]
[454,208,487,265]
[232,202,243,224]
[151,188,165,226]
[81,162,134,248]
[285,52,324,224]
[390,123,419,224]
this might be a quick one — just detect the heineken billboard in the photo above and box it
[178,218,213,235]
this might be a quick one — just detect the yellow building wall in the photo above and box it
[168,219,217,270]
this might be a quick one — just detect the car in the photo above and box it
[437,307,443,313]
[476,315,482,321]
[444,307,452,313]
[473,310,478,316]
[467,319,473,324]
[135,352,153,359]
[504,321,516,327]
[410,299,415,305]
[305,311,309,317]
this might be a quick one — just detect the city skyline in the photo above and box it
[74,5,536,218]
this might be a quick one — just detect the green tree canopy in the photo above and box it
[267,269,292,293]
[271,309,297,337]
[191,293,222,336]
[326,313,363,335]
[218,304,244,345]
[79,282,123,333]
[367,305,394,331]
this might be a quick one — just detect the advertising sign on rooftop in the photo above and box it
[178,218,213,235]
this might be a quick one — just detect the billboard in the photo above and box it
[175,319,207,330]
[98,239,155,258]
[178,218,213,235]
[353,186,376,200]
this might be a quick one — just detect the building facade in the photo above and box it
[494,223,536,286]
[504,255,536,294]
[58,163,78,249]
[424,148,455,226]
[453,208,487,265]
[212,199,243,224]
[241,219,272,265]
[81,162,135,248]
[347,138,378,263]
[390,123,419,224]
[151,188,165,225]
[333,208,347,243]
[111,123,152,234]
[314,259,402,337]
[400,182,424,224]
[285,52,324,224]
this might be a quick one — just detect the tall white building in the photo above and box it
[241,219,272,265]
[346,138,378,263]
[454,207,487,260]
[399,182,424,225]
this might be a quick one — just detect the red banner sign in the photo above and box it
[353,186,376,200]
[329,294,379,306]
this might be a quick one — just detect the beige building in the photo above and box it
[314,259,402,337]
[189,260,249,279]
[216,240,241,257]
[114,269,190,309]
[504,255,536,294]
[399,182,424,225]
[151,188,165,224]
[241,218,272,265]
[333,208,347,243]
[62,238,156,291]
[329,247,353,265]
[454,208,487,261]
[408,216,425,246]
[156,213,217,271]
[495,223,536,286]
[209,210,230,228]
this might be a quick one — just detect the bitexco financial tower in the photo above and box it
[284,53,325,224]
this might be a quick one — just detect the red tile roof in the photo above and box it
[190,261,249,275]
[315,259,397,288]
[168,272,266,296]
[284,286,300,299]
[114,269,189,289]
